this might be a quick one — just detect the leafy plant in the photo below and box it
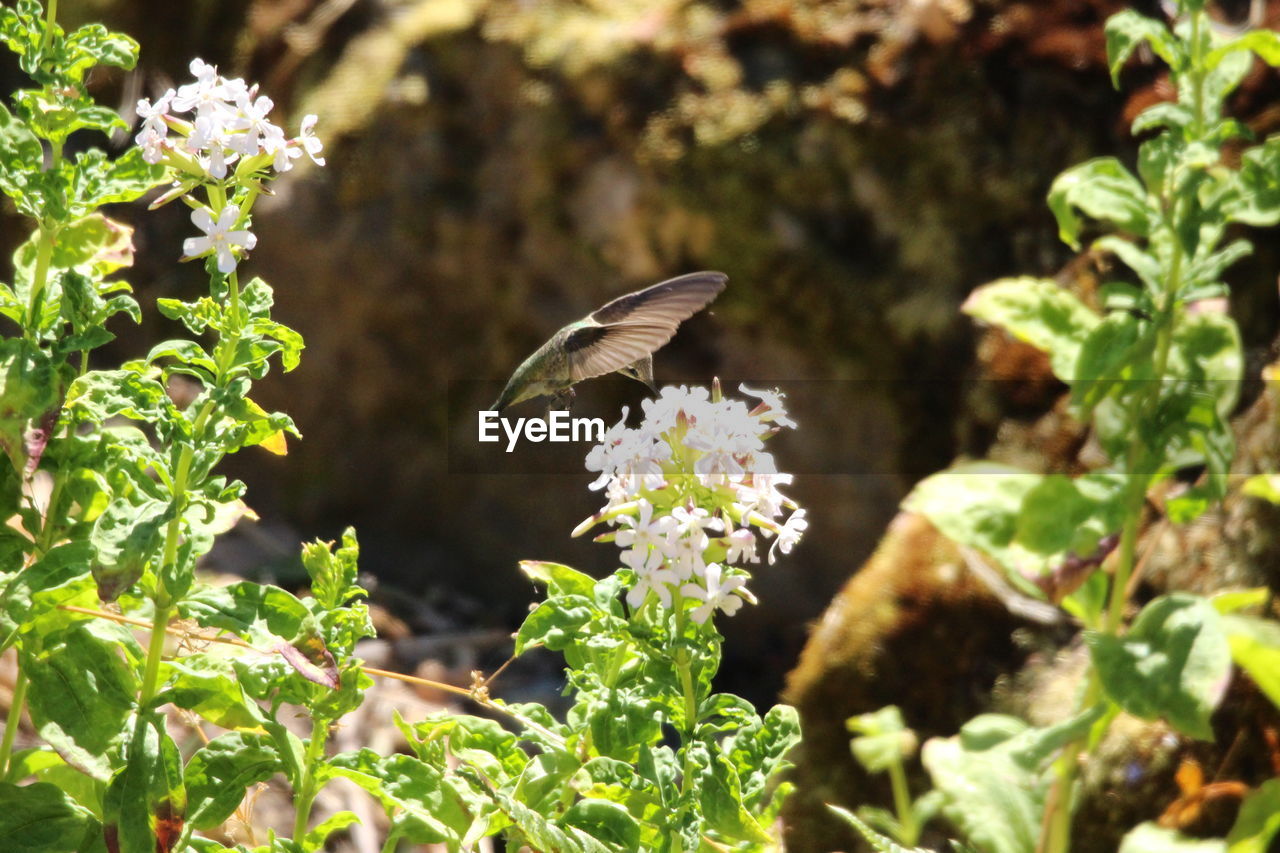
[0,5,804,850]
[900,0,1280,850]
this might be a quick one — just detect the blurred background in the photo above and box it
[5,0,1280,849]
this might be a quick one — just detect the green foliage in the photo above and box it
[0,8,799,851]
[921,708,1104,853]
[1087,594,1231,739]
[899,1,1280,850]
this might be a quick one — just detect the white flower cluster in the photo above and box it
[135,58,324,176]
[581,384,807,624]
[134,59,326,275]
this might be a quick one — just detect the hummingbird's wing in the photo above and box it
[565,272,727,382]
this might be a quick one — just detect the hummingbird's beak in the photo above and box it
[490,382,516,413]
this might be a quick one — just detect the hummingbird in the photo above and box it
[491,271,727,411]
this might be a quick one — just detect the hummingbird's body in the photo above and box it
[492,271,727,411]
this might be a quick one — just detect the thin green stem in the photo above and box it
[138,602,171,706]
[379,835,398,853]
[39,0,57,53]
[887,756,918,846]
[292,716,330,842]
[25,226,55,338]
[0,671,29,778]
[1189,10,1206,136]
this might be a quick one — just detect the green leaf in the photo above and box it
[515,594,601,655]
[72,147,165,211]
[1072,311,1151,414]
[303,811,361,850]
[180,581,309,645]
[185,733,282,830]
[247,319,304,372]
[1104,10,1182,84]
[1167,310,1243,417]
[1016,472,1127,560]
[1227,778,1280,852]
[921,707,1104,853]
[962,277,1099,380]
[561,799,641,850]
[846,706,912,774]
[520,560,598,597]
[1207,29,1280,68]
[1243,472,1280,504]
[326,751,478,845]
[66,368,169,424]
[102,712,185,853]
[1048,157,1153,249]
[901,461,1046,578]
[828,804,928,852]
[158,657,268,731]
[1088,593,1232,739]
[0,782,96,852]
[146,338,218,377]
[1120,822,1227,852]
[1221,614,1280,714]
[22,624,138,780]
[1227,137,1280,226]
[0,102,42,205]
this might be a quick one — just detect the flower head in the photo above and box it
[182,204,257,274]
[682,563,751,624]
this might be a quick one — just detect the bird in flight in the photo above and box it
[491,271,727,411]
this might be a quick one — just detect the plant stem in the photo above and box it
[293,715,329,842]
[138,602,171,706]
[39,0,57,53]
[25,226,55,338]
[887,755,918,845]
[0,671,29,778]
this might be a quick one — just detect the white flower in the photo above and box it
[671,504,722,537]
[298,114,325,165]
[623,546,678,609]
[270,137,302,173]
[229,94,282,157]
[735,471,793,520]
[768,508,808,564]
[682,563,749,623]
[135,125,168,164]
[739,383,797,429]
[173,60,235,117]
[616,499,676,551]
[585,409,632,491]
[641,385,711,432]
[665,507,719,580]
[724,526,758,564]
[182,204,257,274]
[188,114,237,179]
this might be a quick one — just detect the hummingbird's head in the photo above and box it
[490,376,536,412]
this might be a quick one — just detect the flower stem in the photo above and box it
[0,671,29,778]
